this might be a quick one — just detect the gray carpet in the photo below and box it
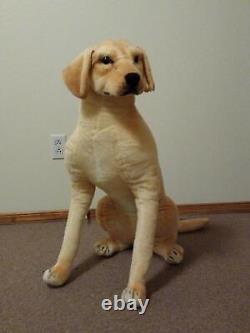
[0,214,250,333]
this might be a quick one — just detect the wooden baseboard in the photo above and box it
[0,210,69,224]
[0,202,250,224]
[178,201,250,215]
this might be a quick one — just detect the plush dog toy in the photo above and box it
[43,39,208,304]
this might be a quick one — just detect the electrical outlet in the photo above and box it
[50,134,67,159]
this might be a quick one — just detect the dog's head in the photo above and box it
[63,39,155,99]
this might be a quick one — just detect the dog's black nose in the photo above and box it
[125,73,140,87]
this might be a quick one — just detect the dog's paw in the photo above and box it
[94,239,116,257]
[121,283,146,307]
[42,264,70,287]
[166,244,184,264]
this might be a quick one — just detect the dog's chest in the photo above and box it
[80,127,119,185]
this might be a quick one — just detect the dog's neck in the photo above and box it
[81,90,136,113]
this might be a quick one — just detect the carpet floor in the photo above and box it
[0,213,249,333]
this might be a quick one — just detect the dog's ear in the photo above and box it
[138,48,155,92]
[62,48,94,98]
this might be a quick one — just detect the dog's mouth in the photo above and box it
[121,88,139,96]
[103,87,140,97]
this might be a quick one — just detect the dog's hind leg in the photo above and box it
[154,195,184,264]
[154,239,184,264]
[94,238,131,257]
[94,196,135,257]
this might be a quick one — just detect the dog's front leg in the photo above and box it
[122,194,159,304]
[43,181,95,286]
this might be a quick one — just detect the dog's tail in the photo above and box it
[178,217,209,233]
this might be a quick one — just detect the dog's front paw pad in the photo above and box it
[42,266,69,287]
[166,245,184,264]
[94,240,114,257]
[121,285,146,307]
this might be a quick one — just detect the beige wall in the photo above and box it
[1,0,249,212]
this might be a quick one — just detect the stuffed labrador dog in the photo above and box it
[43,39,208,304]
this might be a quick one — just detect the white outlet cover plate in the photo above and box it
[50,134,67,159]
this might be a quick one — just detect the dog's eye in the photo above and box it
[134,55,139,64]
[100,56,113,65]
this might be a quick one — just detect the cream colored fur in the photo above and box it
[43,40,208,304]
